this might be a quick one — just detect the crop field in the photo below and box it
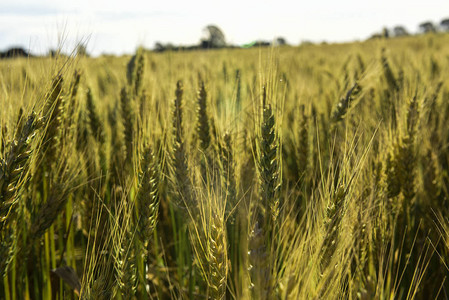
[1,34,449,299]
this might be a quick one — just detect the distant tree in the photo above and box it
[254,40,271,47]
[368,33,382,40]
[48,49,60,57]
[200,40,211,49]
[393,26,409,37]
[419,21,437,33]
[76,44,89,57]
[154,42,166,52]
[276,37,287,46]
[299,40,314,46]
[0,47,31,59]
[382,27,390,38]
[441,18,449,31]
[201,25,226,48]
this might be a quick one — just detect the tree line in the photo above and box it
[2,18,449,58]
[370,17,449,39]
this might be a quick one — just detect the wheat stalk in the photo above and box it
[248,86,281,299]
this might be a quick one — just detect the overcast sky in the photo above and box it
[1,0,448,56]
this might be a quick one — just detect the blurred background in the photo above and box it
[1,0,449,56]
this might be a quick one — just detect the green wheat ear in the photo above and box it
[218,132,236,219]
[0,112,42,224]
[127,47,145,97]
[298,104,309,176]
[385,150,401,199]
[120,86,135,169]
[30,163,78,239]
[249,85,281,300]
[171,81,193,209]
[0,112,42,275]
[42,74,64,161]
[259,86,280,229]
[196,80,211,151]
[86,88,105,144]
[85,87,108,176]
[331,82,361,123]
[0,122,7,154]
[381,49,399,92]
[115,230,137,299]
[65,70,81,127]
[396,96,420,203]
[321,184,347,271]
[135,146,160,249]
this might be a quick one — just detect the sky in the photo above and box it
[1,0,448,56]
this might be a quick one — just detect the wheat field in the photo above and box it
[1,33,449,299]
